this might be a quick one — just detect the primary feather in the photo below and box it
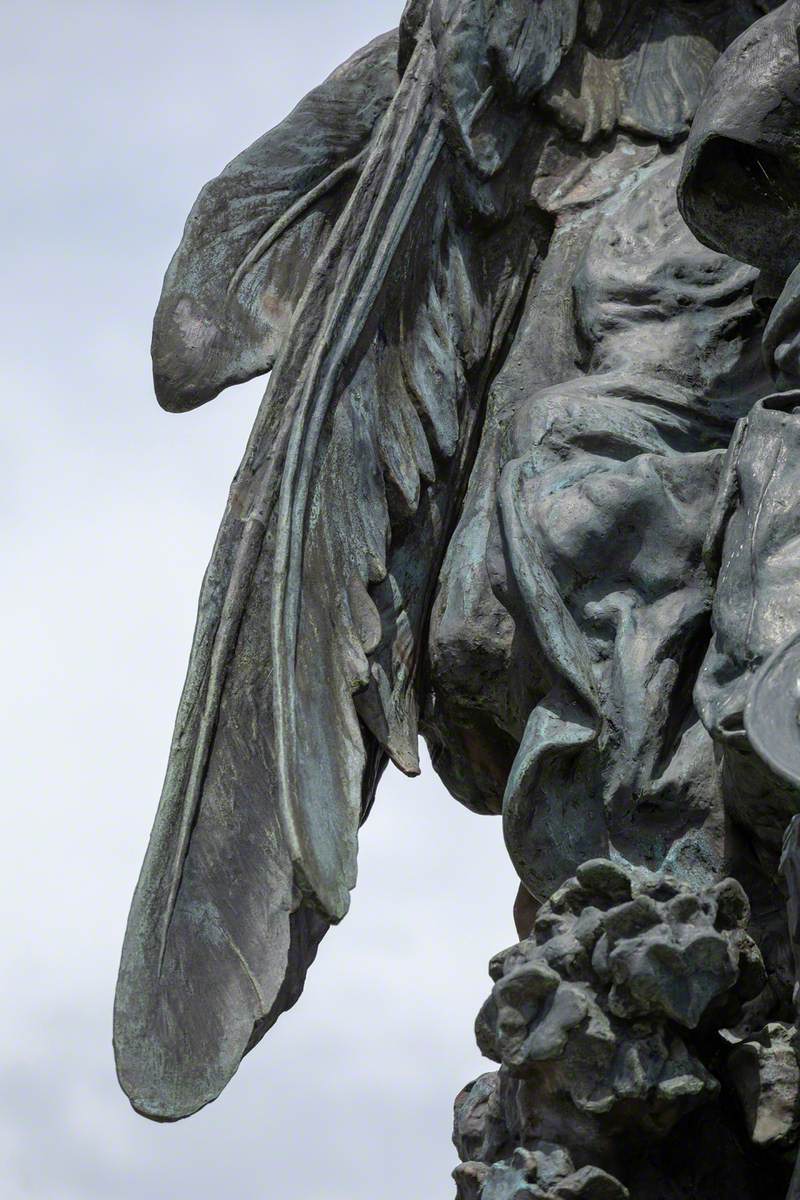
[115,6,549,1122]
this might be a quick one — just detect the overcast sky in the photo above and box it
[0,4,516,1198]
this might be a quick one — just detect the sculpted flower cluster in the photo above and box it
[454,859,767,1197]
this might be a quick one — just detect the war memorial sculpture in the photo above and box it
[114,1,800,1195]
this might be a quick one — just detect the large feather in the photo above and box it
[115,10,547,1122]
[151,31,400,411]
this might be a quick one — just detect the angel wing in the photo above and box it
[114,4,569,1123]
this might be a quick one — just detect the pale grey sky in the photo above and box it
[0,4,516,1198]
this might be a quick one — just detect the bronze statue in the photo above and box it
[116,2,800,1196]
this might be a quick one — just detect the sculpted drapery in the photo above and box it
[116,2,800,1197]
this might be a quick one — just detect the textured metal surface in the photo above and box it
[116,2,800,1196]
[747,633,800,789]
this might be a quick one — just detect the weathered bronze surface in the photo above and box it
[116,3,800,1196]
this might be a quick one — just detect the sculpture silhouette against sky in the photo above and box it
[115,2,800,1196]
